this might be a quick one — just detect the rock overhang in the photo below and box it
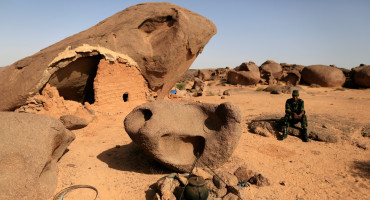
[0,2,217,111]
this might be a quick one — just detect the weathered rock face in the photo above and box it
[213,172,238,189]
[234,166,255,182]
[124,100,242,172]
[249,174,270,186]
[227,70,260,85]
[198,69,217,81]
[235,62,259,73]
[227,62,260,85]
[179,69,199,82]
[284,70,301,86]
[192,77,205,92]
[280,63,305,73]
[339,68,351,78]
[260,60,283,81]
[0,2,217,111]
[0,112,75,200]
[352,65,370,88]
[301,65,345,87]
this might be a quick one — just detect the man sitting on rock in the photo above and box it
[282,90,308,142]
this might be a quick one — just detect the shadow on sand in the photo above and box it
[98,142,175,199]
[351,160,370,179]
[97,142,171,175]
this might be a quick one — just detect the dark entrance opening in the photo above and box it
[123,92,129,102]
[48,55,102,104]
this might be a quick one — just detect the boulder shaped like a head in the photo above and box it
[124,100,242,172]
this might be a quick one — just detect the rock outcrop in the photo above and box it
[235,62,259,73]
[179,69,199,82]
[0,2,217,111]
[352,65,370,88]
[260,60,283,82]
[227,62,260,85]
[227,70,260,85]
[191,77,205,96]
[339,68,351,78]
[280,63,305,73]
[124,100,242,172]
[284,70,301,86]
[198,69,217,81]
[301,65,345,87]
[192,77,205,91]
[234,166,255,182]
[0,112,75,200]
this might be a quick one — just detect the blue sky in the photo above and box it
[0,0,369,69]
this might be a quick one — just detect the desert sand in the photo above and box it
[51,83,370,200]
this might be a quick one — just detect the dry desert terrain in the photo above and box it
[50,83,370,200]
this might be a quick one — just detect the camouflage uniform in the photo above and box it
[283,98,307,128]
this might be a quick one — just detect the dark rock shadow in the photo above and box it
[145,182,158,200]
[351,160,370,179]
[144,183,186,200]
[58,148,70,162]
[97,142,171,175]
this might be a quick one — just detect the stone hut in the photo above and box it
[0,2,217,112]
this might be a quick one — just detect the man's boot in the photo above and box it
[282,126,287,140]
[302,128,309,142]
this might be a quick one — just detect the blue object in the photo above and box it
[237,180,250,187]
[170,90,177,94]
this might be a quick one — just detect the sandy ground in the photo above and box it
[52,84,370,200]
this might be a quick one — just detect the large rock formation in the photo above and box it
[0,112,75,200]
[227,70,260,85]
[179,69,199,82]
[192,77,205,96]
[124,100,242,172]
[280,63,305,73]
[0,2,217,111]
[198,69,217,81]
[260,60,283,81]
[227,62,260,85]
[234,62,260,73]
[352,65,370,88]
[284,70,301,86]
[302,65,345,87]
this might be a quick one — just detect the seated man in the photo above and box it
[282,90,308,142]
